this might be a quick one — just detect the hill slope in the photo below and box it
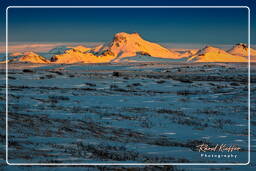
[50,45,115,63]
[228,43,256,62]
[187,46,247,62]
[6,52,50,63]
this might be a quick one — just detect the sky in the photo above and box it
[0,0,255,53]
[7,7,248,45]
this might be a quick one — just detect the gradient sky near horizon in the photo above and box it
[7,7,249,45]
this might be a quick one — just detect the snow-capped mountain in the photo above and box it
[187,46,247,62]
[92,32,180,62]
[6,52,50,63]
[228,43,256,61]
[50,32,181,63]
[50,45,115,63]
[1,32,254,64]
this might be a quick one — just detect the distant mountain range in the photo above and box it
[2,32,256,64]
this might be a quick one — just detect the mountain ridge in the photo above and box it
[2,32,254,64]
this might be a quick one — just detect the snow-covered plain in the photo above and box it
[0,62,255,170]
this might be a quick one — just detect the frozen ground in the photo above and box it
[0,62,255,170]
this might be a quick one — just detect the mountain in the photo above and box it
[176,49,199,58]
[48,46,72,55]
[228,43,256,61]
[1,32,253,64]
[187,46,247,62]
[7,52,50,63]
[64,45,91,53]
[93,32,180,62]
[51,32,181,63]
[50,45,115,63]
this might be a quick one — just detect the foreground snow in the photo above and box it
[0,62,254,166]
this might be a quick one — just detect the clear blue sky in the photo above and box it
[0,0,255,45]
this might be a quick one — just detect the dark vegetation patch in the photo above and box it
[126,83,142,87]
[157,109,185,116]
[196,109,221,115]
[49,70,64,75]
[172,77,193,83]
[22,69,33,73]
[112,71,120,77]
[85,82,96,87]
[48,95,70,101]
[230,82,240,86]
[177,90,208,96]
[8,76,16,80]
